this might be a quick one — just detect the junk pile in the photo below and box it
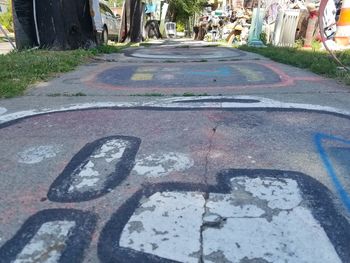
[143,0,169,40]
[194,0,350,49]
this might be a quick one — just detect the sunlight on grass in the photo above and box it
[239,45,350,85]
[0,45,126,98]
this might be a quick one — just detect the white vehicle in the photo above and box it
[99,2,121,44]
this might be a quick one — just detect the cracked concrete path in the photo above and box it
[0,39,350,262]
[1,104,350,262]
[118,177,342,263]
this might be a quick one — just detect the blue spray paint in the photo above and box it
[185,66,231,77]
[314,133,350,212]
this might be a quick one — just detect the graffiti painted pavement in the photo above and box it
[0,98,350,262]
[24,43,337,97]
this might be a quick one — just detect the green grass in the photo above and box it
[239,45,350,85]
[0,44,125,98]
[47,92,87,97]
[182,92,209,97]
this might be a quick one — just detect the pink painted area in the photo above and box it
[83,61,324,94]
[0,186,47,224]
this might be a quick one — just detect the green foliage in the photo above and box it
[239,45,350,85]
[168,0,207,24]
[105,0,123,8]
[311,40,321,51]
[176,23,185,32]
[260,32,267,45]
[294,39,304,48]
[0,0,13,32]
[92,44,126,54]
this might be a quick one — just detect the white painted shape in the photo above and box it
[75,161,99,177]
[68,139,129,192]
[0,107,7,115]
[92,139,129,163]
[207,193,265,218]
[17,145,61,164]
[203,214,221,224]
[203,207,342,263]
[0,102,135,125]
[68,161,100,191]
[70,178,100,191]
[120,177,340,262]
[14,221,75,263]
[133,152,194,178]
[120,192,205,263]
[158,74,175,80]
[232,177,302,209]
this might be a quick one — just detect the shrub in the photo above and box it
[0,0,13,32]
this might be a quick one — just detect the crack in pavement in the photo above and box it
[203,124,219,186]
[199,124,220,262]
[199,199,207,263]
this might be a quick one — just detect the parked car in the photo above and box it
[99,2,121,44]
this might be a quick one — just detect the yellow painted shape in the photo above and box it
[136,67,158,72]
[131,73,154,81]
[231,65,265,82]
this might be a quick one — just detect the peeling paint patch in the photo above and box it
[17,145,61,164]
[206,193,265,218]
[98,170,350,263]
[203,207,342,263]
[203,176,341,263]
[232,177,302,210]
[120,192,204,263]
[133,152,194,178]
[0,209,97,263]
[48,136,141,202]
[14,221,75,263]
[67,139,130,193]
[119,183,340,263]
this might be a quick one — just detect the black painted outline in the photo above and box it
[47,136,141,202]
[0,209,97,263]
[98,169,350,263]
[172,98,261,103]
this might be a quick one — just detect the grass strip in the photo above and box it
[239,45,350,85]
[0,44,124,98]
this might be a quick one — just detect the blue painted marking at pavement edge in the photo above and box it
[314,133,350,212]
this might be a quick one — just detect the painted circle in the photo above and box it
[123,46,246,60]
